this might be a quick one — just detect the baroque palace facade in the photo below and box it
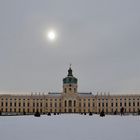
[0,67,140,114]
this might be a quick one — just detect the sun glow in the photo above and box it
[47,30,56,41]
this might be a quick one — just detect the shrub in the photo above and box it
[47,112,51,116]
[100,110,105,117]
[89,112,93,116]
[138,109,140,115]
[34,110,40,117]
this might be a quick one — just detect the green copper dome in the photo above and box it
[63,67,77,84]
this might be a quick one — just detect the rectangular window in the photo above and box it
[84,103,86,107]
[55,103,57,107]
[111,103,113,107]
[124,102,126,106]
[102,103,104,107]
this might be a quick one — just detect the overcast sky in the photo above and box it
[0,0,140,93]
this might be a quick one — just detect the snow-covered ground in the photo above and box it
[0,114,140,140]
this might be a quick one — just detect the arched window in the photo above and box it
[69,100,72,107]
[74,100,76,107]
[65,100,66,106]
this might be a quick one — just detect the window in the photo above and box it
[69,100,72,107]
[124,102,126,106]
[65,100,67,107]
[102,103,104,107]
[111,103,113,107]
[84,103,86,107]
[74,100,76,107]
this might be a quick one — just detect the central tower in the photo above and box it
[63,66,78,94]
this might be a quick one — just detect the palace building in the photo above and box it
[0,67,140,115]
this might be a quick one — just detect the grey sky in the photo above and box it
[0,0,140,93]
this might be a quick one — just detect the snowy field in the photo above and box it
[0,114,140,140]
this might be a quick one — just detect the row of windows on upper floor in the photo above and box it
[0,98,95,102]
[97,98,140,101]
[98,102,140,107]
[1,97,140,102]
[0,102,95,108]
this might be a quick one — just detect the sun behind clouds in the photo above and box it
[47,30,56,41]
